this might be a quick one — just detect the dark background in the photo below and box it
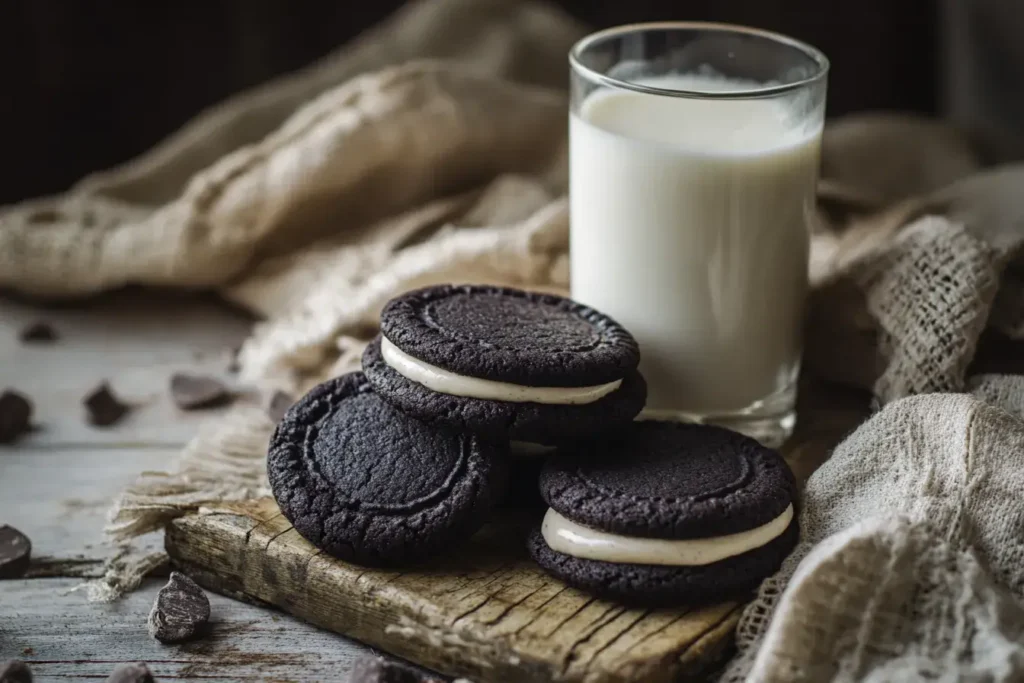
[0,1,936,204]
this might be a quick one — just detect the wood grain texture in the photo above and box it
[0,290,253,573]
[164,377,869,682]
[0,449,174,574]
[168,500,742,683]
[0,577,375,682]
[1,290,250,448]
[0,289,871,682]
[0,291,379,681]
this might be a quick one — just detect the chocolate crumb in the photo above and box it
[83,383,131,427]
[148,571,210,643]
[0,659,32,683]
[0,391,33,444]
[266,391,294,423]
[0,525,31,579]
[170,374,234,411]
[106,662,155,683]
[18,322,58,344]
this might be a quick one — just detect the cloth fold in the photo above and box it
[725,393,1024,682]
[4,1,1024,681]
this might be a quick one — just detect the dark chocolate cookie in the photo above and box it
[540,422,797,538]
[267,372,508,567]
[363,337,646,444]
[379,284,639,387]
[530,421,799,606]
[527,522,799,607]
[362,285,646,443]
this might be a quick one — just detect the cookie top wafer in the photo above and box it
[379,284,640,387]
[540,421,797,539]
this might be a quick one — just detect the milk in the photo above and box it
[569,75,821,416]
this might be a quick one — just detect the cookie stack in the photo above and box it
[268,284,798,606]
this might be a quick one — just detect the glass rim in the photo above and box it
[569,21,830,99]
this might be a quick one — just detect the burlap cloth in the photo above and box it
[5,1,1024,680]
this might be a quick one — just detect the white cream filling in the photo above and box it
[380,336,623,405]
[541,504,794,566]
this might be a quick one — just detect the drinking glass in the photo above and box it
[569,23,828,445]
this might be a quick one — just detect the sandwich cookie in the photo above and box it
[362,284,646,444]
[528,422,798,606]
[268,372,508,567]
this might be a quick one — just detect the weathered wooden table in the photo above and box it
[0,291,379,681]
[0,290,864,682]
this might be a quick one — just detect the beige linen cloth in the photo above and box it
[4,0,1024,680]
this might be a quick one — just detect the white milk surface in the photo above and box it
[569,75,821,414]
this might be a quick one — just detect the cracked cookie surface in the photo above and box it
[379,284,640,387]
[267,372,507,566]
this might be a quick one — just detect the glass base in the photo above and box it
[638,380,797,448]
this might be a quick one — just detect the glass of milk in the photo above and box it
[569,23,828,445]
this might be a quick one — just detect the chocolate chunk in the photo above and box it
[106,662,155,683]
[148,571,210,643]
[0,659,32,683]
[83,383,130,427]
[348,656,443,683]
[0,525,31,579]
[18,322,58,344]
[0,391,33,444]
[169,374,233,410]
[265,390,294,422]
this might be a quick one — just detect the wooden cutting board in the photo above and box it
[165,380,868,682]
[168,501,742,682]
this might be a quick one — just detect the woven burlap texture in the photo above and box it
[4,1,1024,680]
[724,391,1024,682]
